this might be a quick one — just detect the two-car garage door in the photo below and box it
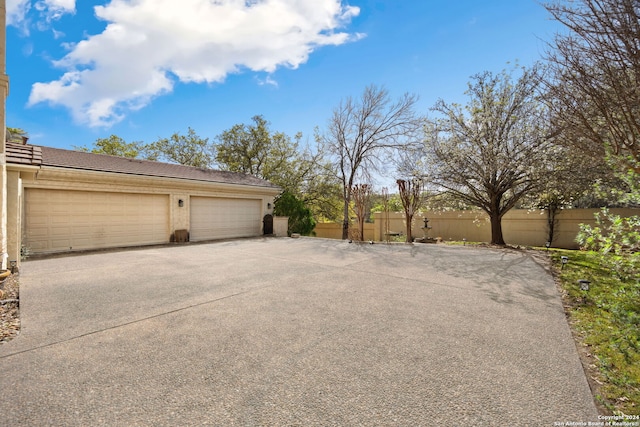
[25,189,170,254]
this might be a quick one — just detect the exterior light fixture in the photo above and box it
[578,279,591,291]
[267,202,272,210]
[545,241,551,250]
[561,256,569,269]
[178,199,184,207]
[463,238,467,246]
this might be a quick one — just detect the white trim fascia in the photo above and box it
[26,166,282,197]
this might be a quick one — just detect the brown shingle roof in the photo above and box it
[7,144,279,190]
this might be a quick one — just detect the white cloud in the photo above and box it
[7,0,76,33]
[27,0,362,127]
[46,0,75,10]
[35,0,76,21]
[52,28,65,39]
[256,75,279,88]
[7,0,31,27]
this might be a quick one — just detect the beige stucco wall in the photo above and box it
[273,216,288,237]
[170,193,190,232]
[313,223,343,239]
[314,222,375,241]
[7,164,280,264]
[314,208,640,249]
[1,0,8,269]
[5,169,20,264]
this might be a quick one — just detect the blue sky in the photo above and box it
[6,0,561,155]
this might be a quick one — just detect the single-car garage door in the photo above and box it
[25,189,169,254]
[190,197,261,241]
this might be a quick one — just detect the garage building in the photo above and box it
[5,142,281,260]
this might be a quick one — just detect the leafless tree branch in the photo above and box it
[320,85,424,239]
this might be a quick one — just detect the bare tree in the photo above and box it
[426,66,554,245]
[542,0,640,266]
[320,85,423,239]
[351,184,371,241]
[543,0,640,175]
[397,178,424,243]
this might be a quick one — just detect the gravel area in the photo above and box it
[0,273,19,343]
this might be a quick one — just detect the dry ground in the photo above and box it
[0,274,20,343]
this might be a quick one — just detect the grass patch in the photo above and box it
[442,239,483,246]
[550,249,640,415]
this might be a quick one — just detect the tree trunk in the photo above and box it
[342,197,350,240]
[546,205,559,245]
[489,213,506,245]
[405,214,413,243]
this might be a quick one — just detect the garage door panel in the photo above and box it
[25,189,170,254]
[51,238,73,249]
[28,228,49,241]
[50,225,73,235]
[190,197,261,241]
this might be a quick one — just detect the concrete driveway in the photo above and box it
[1,238,598,426]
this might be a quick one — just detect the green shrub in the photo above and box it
[576,208,640,280]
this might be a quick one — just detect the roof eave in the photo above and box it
[32,165,283,195]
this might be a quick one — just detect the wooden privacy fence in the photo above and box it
[313,208,640,249]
